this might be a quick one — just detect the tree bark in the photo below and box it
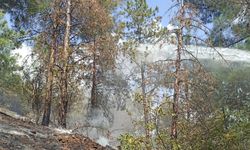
[171,29,182,139]
[185,81,190,121]
[91,38,98,108]
[42,35,56,126]
[141,62,151,150]
[58,0,71,128]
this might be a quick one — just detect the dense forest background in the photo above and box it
[0,0,249,149]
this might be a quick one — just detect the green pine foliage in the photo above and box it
[186,0,249,49]
[121,0,161,44]
[0,12,22,92]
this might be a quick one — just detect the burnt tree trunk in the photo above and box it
[42,34,57,126]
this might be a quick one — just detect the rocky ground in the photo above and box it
[0,108,115,150]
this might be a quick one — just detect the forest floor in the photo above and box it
[0,108,114,150]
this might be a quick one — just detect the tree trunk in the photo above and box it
[42,36,56,126]
[58,0,71,128]
[141,62,151,150]
[171,29,182,139]
[184,81,190,121]
[91,38,98,108]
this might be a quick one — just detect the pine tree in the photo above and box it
[0,11,22,92]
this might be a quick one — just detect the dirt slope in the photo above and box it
[0,109,114,150]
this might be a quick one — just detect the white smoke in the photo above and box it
[96,136,109,147]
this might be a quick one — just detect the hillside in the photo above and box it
[0,107,115,150]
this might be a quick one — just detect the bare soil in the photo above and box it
[0,111,114,150]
